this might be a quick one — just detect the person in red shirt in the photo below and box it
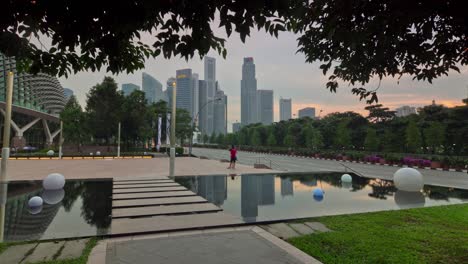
[228,145,237,169]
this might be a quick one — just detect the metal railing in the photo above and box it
[339,162,365,177]
[254,156,286,171]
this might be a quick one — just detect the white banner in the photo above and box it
[166,113,171,145]
[157,116,162,151]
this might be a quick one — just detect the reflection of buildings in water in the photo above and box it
[4,183,61,242]
[241,175,258,221]
[241,175,276,221]
[299,178,317,187]
[281,177,294,197]
[258,175,275,205]
[368,179,395,200]
[192,176,227,206]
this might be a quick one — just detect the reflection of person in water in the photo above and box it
[230,174,237,180]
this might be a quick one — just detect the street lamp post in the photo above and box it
[59,120,63,159]
[169,81,177,177]
[189,97,222,156]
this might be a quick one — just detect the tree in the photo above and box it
[176,109,192,144]
[266,132,277,146]
[251,129,262,146]
[60,95,87,151]
[305,128,324,150]
[283,133,295,148]
[216,133,225,145]
[365,104,396,123]
[121,90,149,148]
[3,2,464,102]
[364,127,379,151]
[424,122,445,153]
[334,120,351,149]
[85,77,124,145]
[202,134,209,144]
[406,121,422,153]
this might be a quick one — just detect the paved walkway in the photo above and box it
[193,148,468,189]
[3,157,274,181]
[89,227,321,264]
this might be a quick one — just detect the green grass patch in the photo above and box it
[289,204,468,264]
[32,238,98,264]
[0,242,7,254]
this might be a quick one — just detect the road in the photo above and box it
[192,148,468,190]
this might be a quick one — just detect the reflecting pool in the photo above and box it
[1,179,112,242]
[175,173,468,223]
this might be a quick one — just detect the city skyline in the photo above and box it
[58,29,467,131]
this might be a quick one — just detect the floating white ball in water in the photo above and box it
[28,196,43,208]
[47,150,54,156]
[96,151,101,155]
[394,190,425,209]
[43,173,65,190]
[341,174,352,182]
[393,168,424,192]
[42,189,65,205]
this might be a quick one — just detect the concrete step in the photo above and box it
[113,190,196,200]
[112,203,221,218]
[113,183,180,189]
[114,178,170,182]
[113,196,207,208]
[113,180,174,185]
[110,212,242,235]
[113,186,186,194]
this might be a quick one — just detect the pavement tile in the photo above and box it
[289,223,315,235]
[112,196,206,207]
[23,241,64,263]
[57,239,89,260]
[112,190,196,200]
[263,223,300,239]
[0,243,36,264]
[304,222,332,232]
[111,203,221,218]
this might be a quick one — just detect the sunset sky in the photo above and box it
[59,27,467,131]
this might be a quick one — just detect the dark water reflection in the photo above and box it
[2,179,112,242]
[175,173,468,223]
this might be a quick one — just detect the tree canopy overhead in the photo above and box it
[1,0,466,102]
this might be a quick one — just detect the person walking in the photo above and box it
[228,145,237,169]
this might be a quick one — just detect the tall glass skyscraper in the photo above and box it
[213,88,227,135]
[199,57,217,135]
[279,98,292,121]
[142,72,163,104]
[257,89,274,125]
[121,83,140,96]
[241,57,257,125]
[176,69,193,116]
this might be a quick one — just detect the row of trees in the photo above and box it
[61,77,192,151]
[205,104,468,155]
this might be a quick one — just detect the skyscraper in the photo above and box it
[257,89,274,125]
[121,83,140,96]
[298,107,316,119]
[191,73,199,121]
[279,98,292,121]
[176,69,193,116]
[241,57,257,125]
[213,89,227,135]
[199,57,217,135]
[232,122,242,133]
[142,72,163,104]
[395,106,417,117]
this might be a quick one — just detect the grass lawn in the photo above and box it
[289,204,468,264]
[0,238,97,264]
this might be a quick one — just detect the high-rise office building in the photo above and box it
[281,178,294,197]
[279,98,292,121]
[198,57,217,136]
[191,73,199,122]
[142,72,163,104]
[257,89,274,125]
[213,89,227,135]
[232,122,242,133]
[241,57,257,125]
[395,105,417,117]
[165,77,176,107]
[176,69,194,117]
[121,83,140,96]
[298,107,316,119]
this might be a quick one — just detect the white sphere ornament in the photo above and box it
[96,151,101,155]
[341,174,352,182]
[393,168,424,192]
[28,196,43,208]
[47,150,55,156]
[43,173,65,190]
[341,181,352,189]
[29,206,43,215]
[42,189,65,205]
